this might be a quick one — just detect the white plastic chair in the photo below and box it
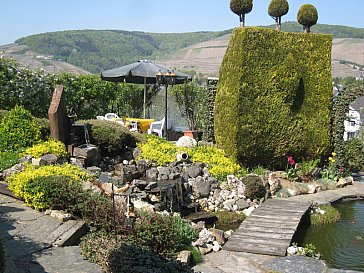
[104,113,120,120]
[148,118,165,138]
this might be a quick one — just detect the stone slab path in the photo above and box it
[193,182,364,273]
[0,194,102,273]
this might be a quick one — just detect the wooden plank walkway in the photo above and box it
[223,199,312,256]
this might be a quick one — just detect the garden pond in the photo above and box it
[296,200,364,271]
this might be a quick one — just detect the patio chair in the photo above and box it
[147,117,165,138]
[104,113,120,120]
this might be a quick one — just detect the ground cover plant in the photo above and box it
[137,135,247,181]
[310,204,341,225]
[0,151,20,172]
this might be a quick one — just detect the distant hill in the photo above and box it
[14,29,229,73]
[2,22,364,78]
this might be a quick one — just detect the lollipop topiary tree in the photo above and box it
[297,4,318,33]
[268,0,289,31]
[230,0,253,28]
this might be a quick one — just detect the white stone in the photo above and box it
[212,242,221,252]
[243,206,255,216]
[150,195,160,202]
[287,246,297,256]
[224,230,233,239]
[232,205,239,211]
[176,136,197,148]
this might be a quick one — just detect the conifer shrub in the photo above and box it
[215,27,332,169]
[0,105,41,152]
[241,175,266,199]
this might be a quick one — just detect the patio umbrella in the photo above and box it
[101,60,192,118]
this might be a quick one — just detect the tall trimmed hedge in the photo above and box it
[215,27,332,169]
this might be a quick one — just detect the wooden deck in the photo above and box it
[223,199,312,256]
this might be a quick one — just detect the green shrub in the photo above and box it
[214,211,246,231]
[7,164,91,210]
[343,138,364,172]
[23,139,68,158]
[109,244,192,273]
[0,239,4,273]
[77,191,125,231]
[0,150,20,172]
[19,175,84,211]
[0,105,41,152]
[241,175,266,200]
[35,117,50,141]
[0,110,8,122]
[310,204,341,225]
[215,27,332,169]
[133,212,198,257]
[78,120,140,156]
[251,165,267,176]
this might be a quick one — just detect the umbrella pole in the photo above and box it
[143,77,147,118]
[164,85,168,140]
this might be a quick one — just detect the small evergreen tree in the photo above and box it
[297,4,318,33]
[230,0,253,28]
[268,0,289,31]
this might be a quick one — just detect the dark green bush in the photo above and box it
[242,175,266,200]
[77,190,125,231]
[0,150,20,172]
[80,231,194,273]
[0,105,41,152]
[77,120,140,156]
[297,4,318,33]
[35,117,50,141]
[215,27,332,169]
[109,244,192,273]
[133,212,198,257]
[343,138,364,172]
[0,238,4,273]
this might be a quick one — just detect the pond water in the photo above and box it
[296,200,364,271]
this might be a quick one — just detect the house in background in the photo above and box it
[334,83,363,140]
[343,106,361,140]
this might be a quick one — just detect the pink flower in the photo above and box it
[287,156,295,166]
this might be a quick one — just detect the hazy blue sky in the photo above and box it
[1,0,364,45]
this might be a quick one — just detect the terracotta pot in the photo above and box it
[183,130,198,139]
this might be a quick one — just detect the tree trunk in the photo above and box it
[275,18,279,31]
[240,14,245,28]
[278,17,282,31]
[303,26,310,33]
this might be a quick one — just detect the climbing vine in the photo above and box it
[332,83,364,169]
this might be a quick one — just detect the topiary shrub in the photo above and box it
[0,238,4,273]
[0,105,41,152]
[22,139,68,159]
[215,27,332,169]
[242,175,266,199]
[78,120,140,156]
[297,4,318,33]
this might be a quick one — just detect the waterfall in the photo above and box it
[83,124,90,145]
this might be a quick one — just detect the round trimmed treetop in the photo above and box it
[230,0,253,16]
[268,0,289,18]
[297,4,318,27]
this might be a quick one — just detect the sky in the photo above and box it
[1,0,364,46]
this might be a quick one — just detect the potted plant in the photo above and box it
[171,79,204,139]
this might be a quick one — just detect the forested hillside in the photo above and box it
[16,30,229,73]
[11,22,364,75]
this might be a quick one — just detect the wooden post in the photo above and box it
[48,85,69,145]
